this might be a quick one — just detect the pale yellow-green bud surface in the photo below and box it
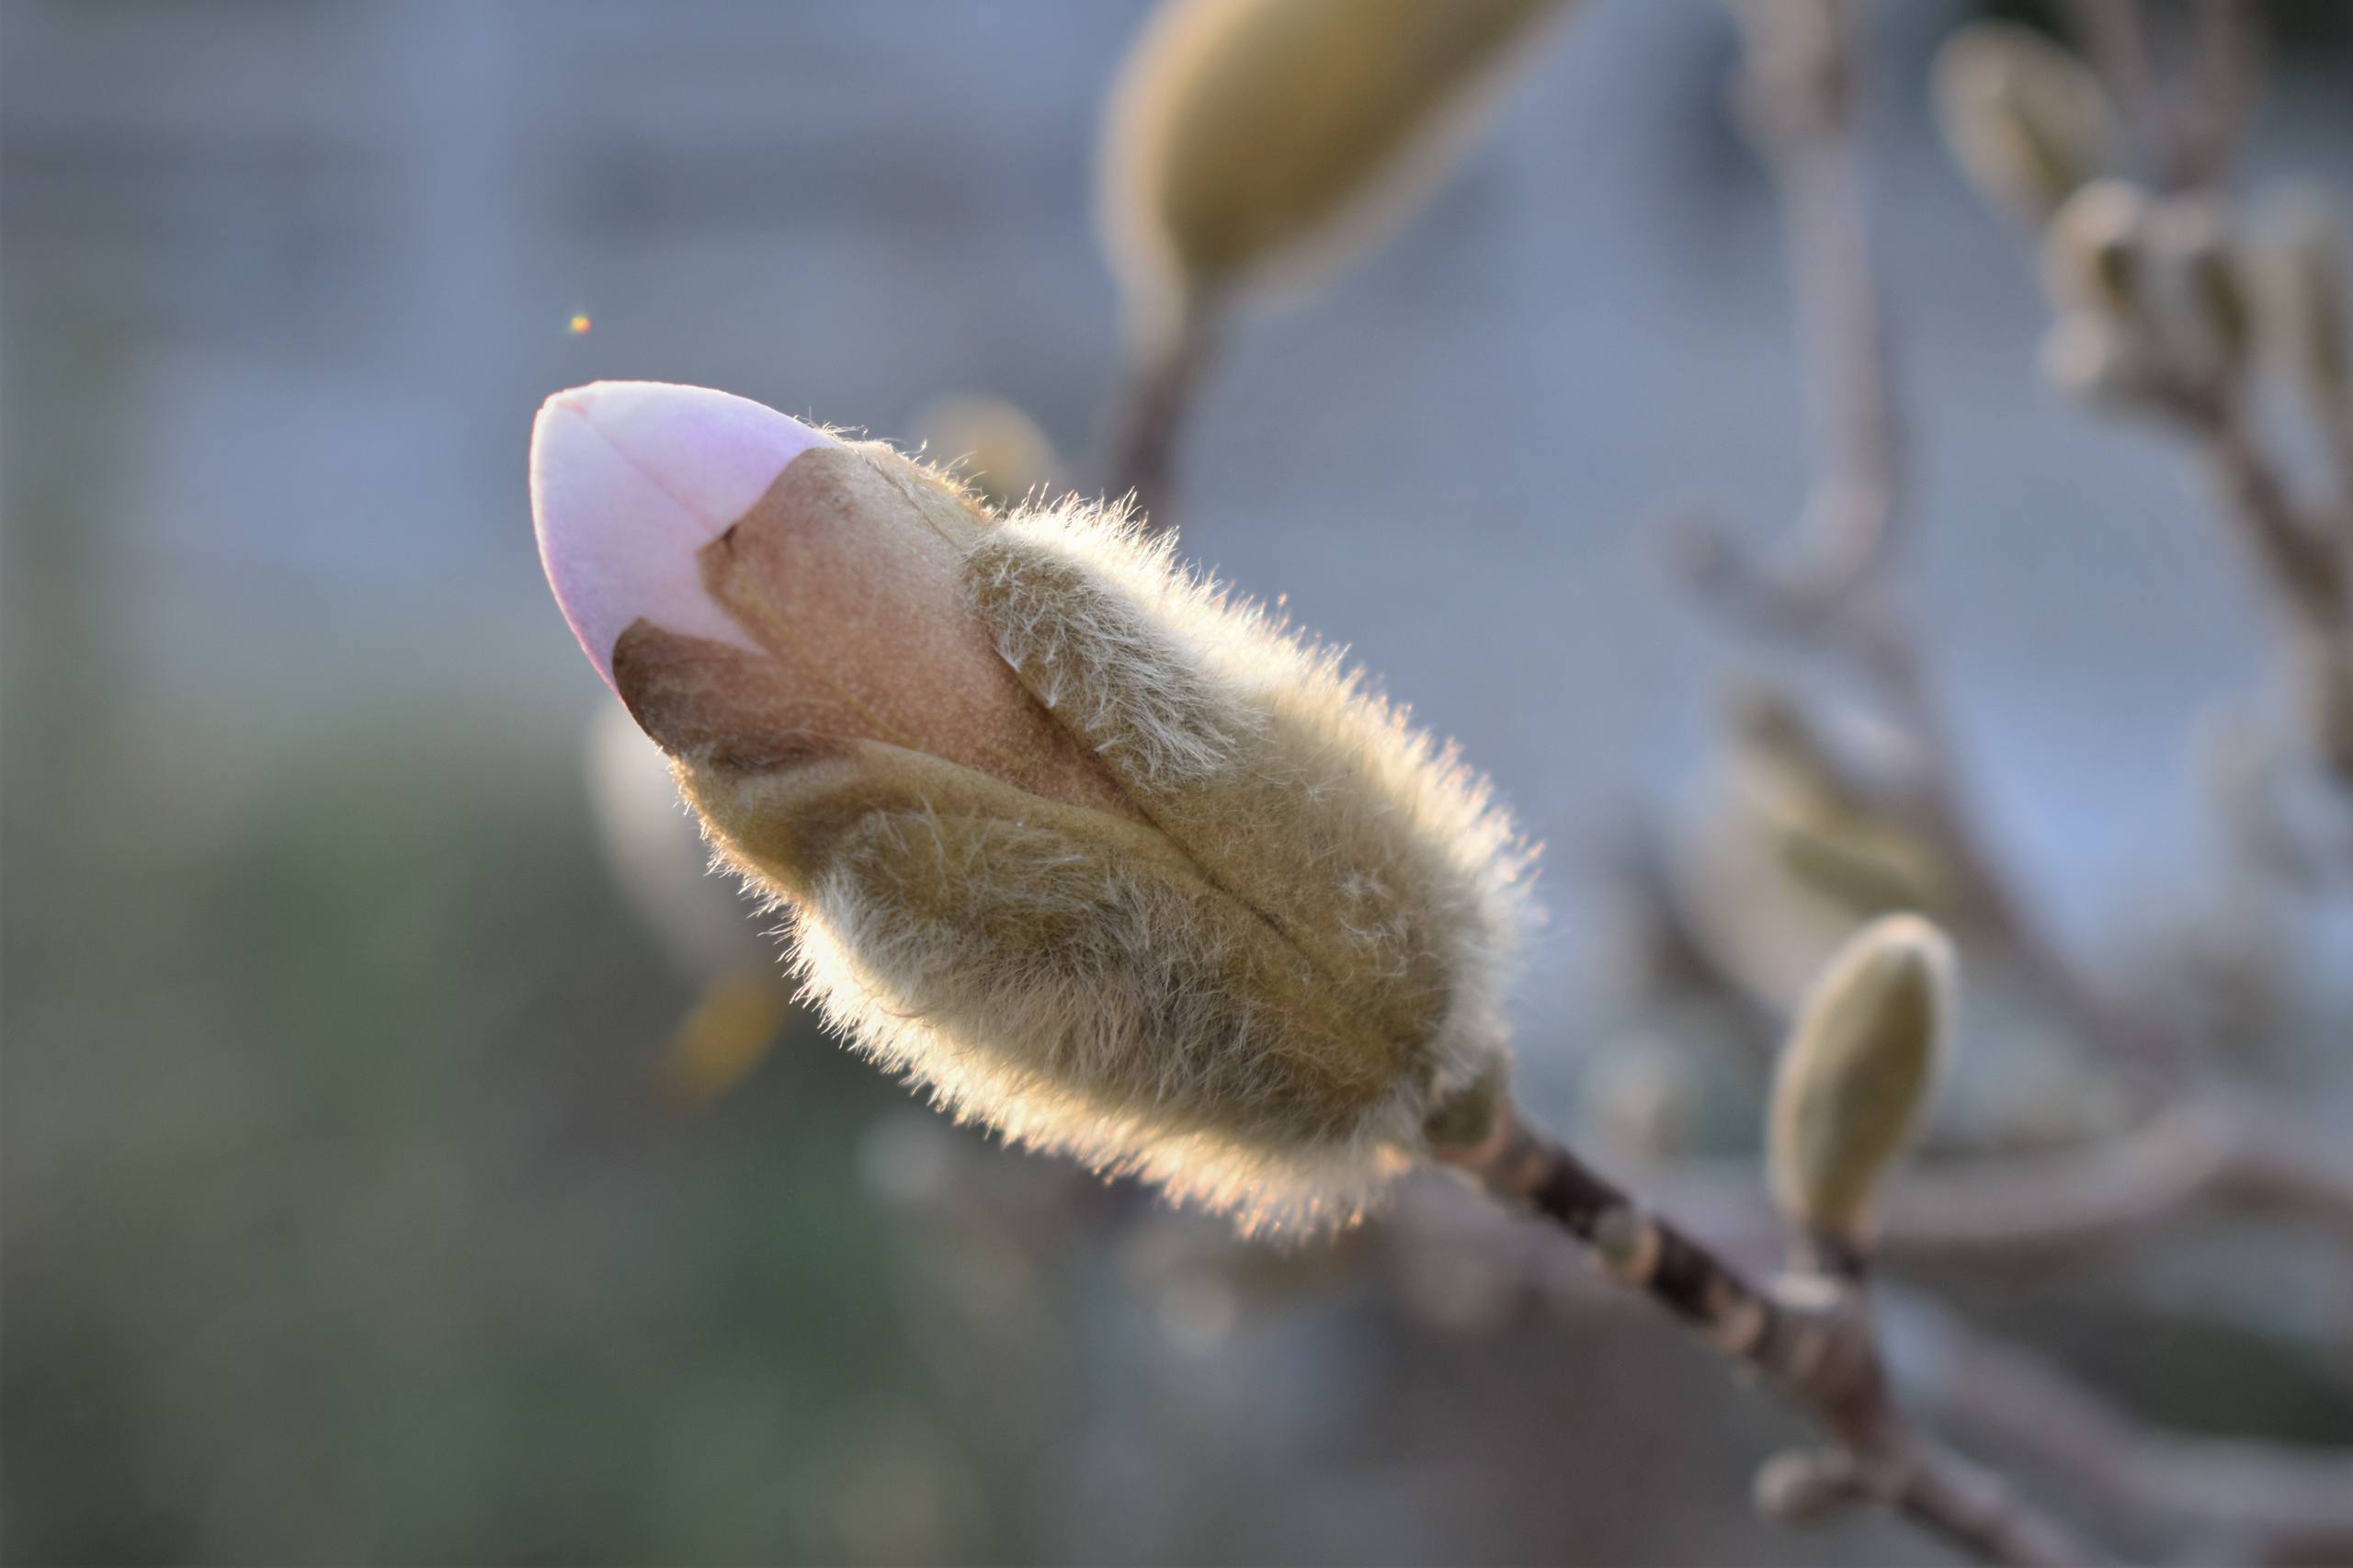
[1100,0,1573,349]
[1767,914,1954,1247]
[1932,21,2116,229]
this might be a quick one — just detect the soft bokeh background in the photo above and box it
[6,2,2351,1563]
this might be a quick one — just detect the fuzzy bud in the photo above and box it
[1099,0,1573,352]
[1931,21,2115,229]
[2250,187,2351,408]
[1766,914,1954,1249]
[1723,684,1951,920]
[531,381,1531,1231]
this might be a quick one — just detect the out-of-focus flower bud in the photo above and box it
[1666,687,1956,1014]
[912,393,1064,513]
[654,965,790,1109]
[1723,683,1952,921]
[585,703,769,980]
[531,381,1531,1231]
[586,705,790,1107]
[2040,179,2151,317]
[1724,682,1881,826]
[1932,21,2115,229]
[2249,187,2350,410]
[1099,0,1574,354]
[2147,195,2253,384]
[1766,914,1953,1251]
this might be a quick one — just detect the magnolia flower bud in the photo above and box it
[1722,684,1952,922]
[1099,0,1573,351]
[1766,914,1954,1251]
[2250,187,2350,408]
[1931,21,2115,229]
[531,381,1530,1230]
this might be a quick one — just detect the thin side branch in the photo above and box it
[1884,1289,2353,1562]
[1647,1090,2353,1263]
[1102,301,1221,531]
[1688,1,2185,1085]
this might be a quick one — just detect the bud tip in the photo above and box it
[529,380,836,687]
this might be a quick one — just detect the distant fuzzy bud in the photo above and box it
[1099,0,1574,352]
[585,703,768,981]
[912,393,1064,513]
[2250,188,2350,408]
[531,380,1531,1231]
[1932,21,2116,228]
[2040,179,2151,317]
[1766,915,1954,1250]
[1723,684,1952,921]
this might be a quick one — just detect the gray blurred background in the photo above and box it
[5,2,2350,1563]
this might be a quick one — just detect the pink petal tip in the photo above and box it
[529,380,836,687]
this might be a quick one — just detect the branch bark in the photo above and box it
[1101,300,1221,531]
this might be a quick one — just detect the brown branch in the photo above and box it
[1442,1106,2106,1567]
[1392,1160,2352,1565]
[2064,0,2169,184]
[1101,301,1221,531]
[1720,0,1900,612]
[1629,9,2349,1556]
[2165,386,2347,634]
[2064,0,2259,192]
[2145,381,2353,790]
[2181,0,2264,188]
[2066,0,2353,801]
[1687,1,2187,1086]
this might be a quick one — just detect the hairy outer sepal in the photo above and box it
[683,741,1437,1230]
[965,501,1533,1199]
